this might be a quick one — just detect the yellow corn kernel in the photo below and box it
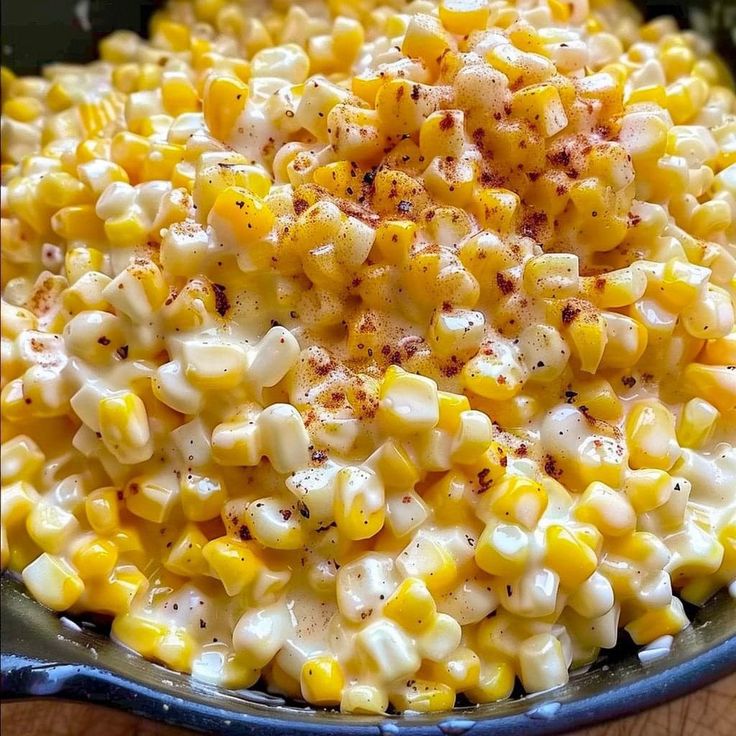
[36,172,90,209]
[466,660,515,703]
[402,14,455,73]
[462,350,525,401]
[700,330,736,365]
[22,553,84,611]
[625,599,689,645]
[564,309,608,374]
[164,523,209,577]
[203,74,248,141]
[25,502,78,554]
[683,363,736,414]
[155,626,195,672]
[211,420,262,467]
[384,577,437,632]
[1,481,41,527]
[373,220,417,266]
[623,469,672,513]
[423,646,480,692]
[450,410,493,464]
[574,482,637,537]
[511,84,568,138]
[676,398,719,449]
[334,466,385,541]
[568,377,623,421]
[124,476,177,524]
[390,680,455,712]
[51,204,105,241]
[545,525,598,588]
[85,487,120,535]
[81,564,146,616]
[98,392,152,465]
[112,614,167,657]
[475,523,529,577]
[397,531,458,594]
[180,473,226,522]
[3,96,44,122]
[1,435,44,484]
[378,366,439,435]
[370,440,420,490]
[340,684,389,714]
[301,655,345,706]
[471,188,519,235]
[433,391,470,433]
[110,131,150,182]
[156,20,191,51]
[439,0,490,34]
[207,185,274,242]
[625,400,681,471]
[478,475,548,530]
[202,536,261,595]
[72,537,118,580]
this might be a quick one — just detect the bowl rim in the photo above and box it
[2,575,735,736]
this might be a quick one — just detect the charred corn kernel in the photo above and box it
[85,487,120,535]
[203,75,248,141]
[545,525,598,587]
[22,553,84,611]
[478,475,548,531]
[574,482,636,537]
[466,661,515,703]
[98,392,153,465]
[475,523,529,577]
[384,577,437,632]
[625,400,681,471]
[301,655,344,706]
[72,537,118,579]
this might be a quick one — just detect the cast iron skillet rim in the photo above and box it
[2,573,735,736]
[2,635,735,735]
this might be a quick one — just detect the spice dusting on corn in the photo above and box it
[1,0,735,714]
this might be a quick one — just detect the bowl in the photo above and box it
[1,1,735,733]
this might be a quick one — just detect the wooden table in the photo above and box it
[3,673,735,736]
